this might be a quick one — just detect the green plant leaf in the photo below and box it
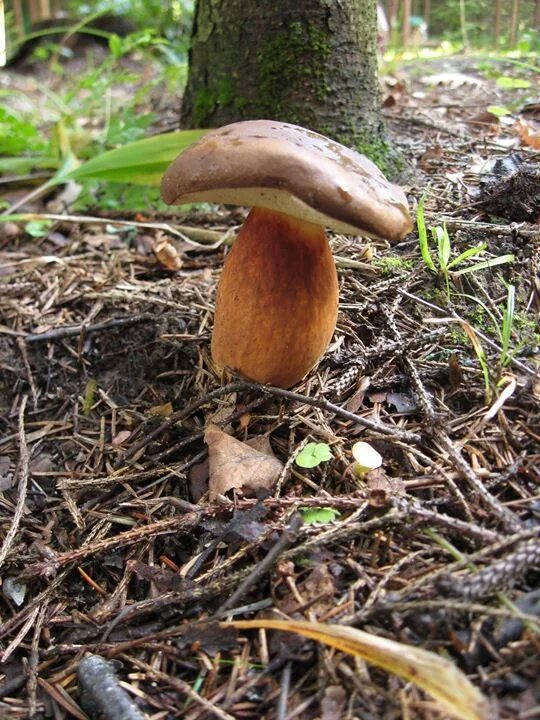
[486,105,511,117]
[296,442,333,469]
[496,77,531,89]
[416,195,436,272]
[299,507,340,525]
[452,254,514,276]
[501,284,516,366]
[432,224,451,269]
[447,242,487,269]
[24,219,53,237]
[0,156,57,174]
[66,129,207,186]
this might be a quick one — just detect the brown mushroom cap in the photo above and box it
[161,120,412,242]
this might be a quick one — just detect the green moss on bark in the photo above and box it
[255,21,331,119]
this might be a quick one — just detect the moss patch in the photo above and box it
[255,21,331,119]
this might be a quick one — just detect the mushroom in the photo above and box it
[161,120,412,388]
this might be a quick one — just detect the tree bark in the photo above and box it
[510,0,520,46]
[402,0,411,46]
[181,0,402,176]
[494,0,502,46]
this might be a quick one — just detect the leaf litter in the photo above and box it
[0,50,539,720]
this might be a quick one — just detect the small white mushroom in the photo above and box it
[352,441,383,477]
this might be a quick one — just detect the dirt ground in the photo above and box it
[0,49,539,719]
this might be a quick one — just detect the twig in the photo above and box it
[434,430,523,533]
[0,570,70,642]
[241,382,421,443]
[117,381,250,465]
[77,654,146,720]
[400,289,535,376]
[0,396,29,568]
[127,656,237,720]
[437,538,540,600]
[15,339,38,408]
[2,211,228,248]
[428,215,540,239]
[214,513,304,616]
[25,314,159,343]
[277,663,292,720]
[119,380,421,468]
[19,512,200,579]
[392,496,501,543]
[28,602,48,717]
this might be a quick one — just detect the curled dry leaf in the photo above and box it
[153,233,183,270]
[517,118,540,150]
[204,424,283,501]
[227,619,491,720]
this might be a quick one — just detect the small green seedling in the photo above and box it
[300,507,341,525]
[295,442,333,469]
[417,195,514,300]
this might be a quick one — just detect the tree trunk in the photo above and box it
[535,0,540,29]
[510,0,520,46]
[459,0,468,48]
[181,0,402,176]
[494,0,502,46]
[423,0,431,28]
[402,0,411,45]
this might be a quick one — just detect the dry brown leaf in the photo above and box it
[111,430,131,447]
[204,424,283,500]
[227,619,491,720]
[245,435,274,456]
[147,402,173,417]
[321,686,347,720]
[207,392,237,429]
[153,233,183,270]
[517,118,540,149]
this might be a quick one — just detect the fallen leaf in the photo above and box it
[517,118,540,149]
[111,430,131,447]
[321,685,347,720]
[2,577,26,606]
[179,621,238,655]
[207,392,237,428]
[386,392,419,414]
[147,402,173,417]
[153,234,183,270]
[227,619,491,720]
[365,468,405,508]
[0,456,14,492]
[188,458,209,502]
[204,424,283,500]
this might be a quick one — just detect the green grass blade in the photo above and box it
[0,156,58,173]
[65,129,207,186]
[447,242,487,269]
[451,254,515,276]
[433,224,450,270]
[501,284,516,366]
[416,195,436,272]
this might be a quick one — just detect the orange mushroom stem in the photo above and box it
[211,207,338,388]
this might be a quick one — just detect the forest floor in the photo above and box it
[0,44,539,720]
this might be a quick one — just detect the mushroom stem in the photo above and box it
[211,207,339,388]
